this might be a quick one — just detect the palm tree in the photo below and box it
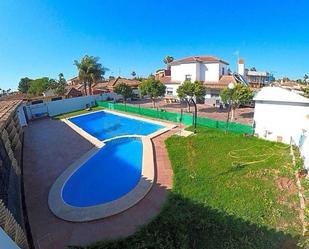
[163,56,174,65]
[304,74,309,85]
[163,56,174,70]
[74,55,108,95]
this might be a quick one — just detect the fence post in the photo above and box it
[180,108,183,124]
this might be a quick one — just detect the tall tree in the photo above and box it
[74,55,108,95]
[177,80,194,112]
[139,78,166,108]
[163,56,174,65]
[49,73,67,96]
[114,82,133,106]
[304,74,309,85]
[131,71,136,78]
[27,77,51,96]
[18,77,32,93]
[177,80,206,132]
[220,84,254,121]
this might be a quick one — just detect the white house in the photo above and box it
[253,87,309,168]
[156,56,231,98]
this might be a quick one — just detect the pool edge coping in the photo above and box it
[48,136,155,222]
[48,110,176,222]
[61,109,176,147]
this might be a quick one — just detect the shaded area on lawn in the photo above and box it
[72,192,297,249]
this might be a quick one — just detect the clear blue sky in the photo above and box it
[1,0,309,90]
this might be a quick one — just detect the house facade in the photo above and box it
[238,59,274,87]
[92,77,141,98]
[253,86,309,168]
[156,56,232,99]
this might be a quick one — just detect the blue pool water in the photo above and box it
[62,137,143,207]
[69,111,163,140]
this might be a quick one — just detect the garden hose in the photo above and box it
[228,144,290,167]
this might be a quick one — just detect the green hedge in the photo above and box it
[96,101,253,134]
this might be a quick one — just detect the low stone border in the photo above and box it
[290,144,308,235]
[48,110,175,222]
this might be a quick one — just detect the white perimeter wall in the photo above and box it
[254,101,309,168]
[23,93,122,121]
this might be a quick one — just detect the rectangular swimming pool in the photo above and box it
[69,111,164,141]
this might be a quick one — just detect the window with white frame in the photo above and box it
[166,87,173,95]
[185,74,192,81]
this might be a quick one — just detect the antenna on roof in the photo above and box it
[234,50,240,72]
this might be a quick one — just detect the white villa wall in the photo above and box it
[204,63,220,82]
[198,63,205,81]
[171,63,198,82]
[219,63,228,77]
[165,84,180,97]
[171,62,226,83]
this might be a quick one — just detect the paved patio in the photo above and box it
[127,99,254,125]
[23,118,174,249]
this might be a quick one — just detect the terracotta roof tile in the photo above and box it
[94,77,141,90]
[158,76,181,84]
[204,75,236,89]
[170,56,229,66]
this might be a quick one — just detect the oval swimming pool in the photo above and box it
[62,137,143,207]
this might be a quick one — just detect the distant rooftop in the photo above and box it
[247,71,269,77]
[170,56,229,66]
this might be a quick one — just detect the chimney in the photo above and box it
[238,58,245,76]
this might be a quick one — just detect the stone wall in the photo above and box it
[0,100,29,248]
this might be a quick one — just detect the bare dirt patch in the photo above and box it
[277,177,297,194]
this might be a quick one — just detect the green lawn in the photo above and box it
[53,106,104,119]
[72,127,302,249]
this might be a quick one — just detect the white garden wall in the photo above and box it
[23,93,122,121]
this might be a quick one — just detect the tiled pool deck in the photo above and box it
[23,118,175,248]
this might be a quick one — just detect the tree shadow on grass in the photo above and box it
[70,179,298,249]
[217,163,247,176]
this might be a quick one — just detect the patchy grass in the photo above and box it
[71,127,302,249]
[53,106,104,120]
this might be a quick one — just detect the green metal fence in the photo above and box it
[96,101,254,134]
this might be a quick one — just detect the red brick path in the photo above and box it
[23,118,175,249]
